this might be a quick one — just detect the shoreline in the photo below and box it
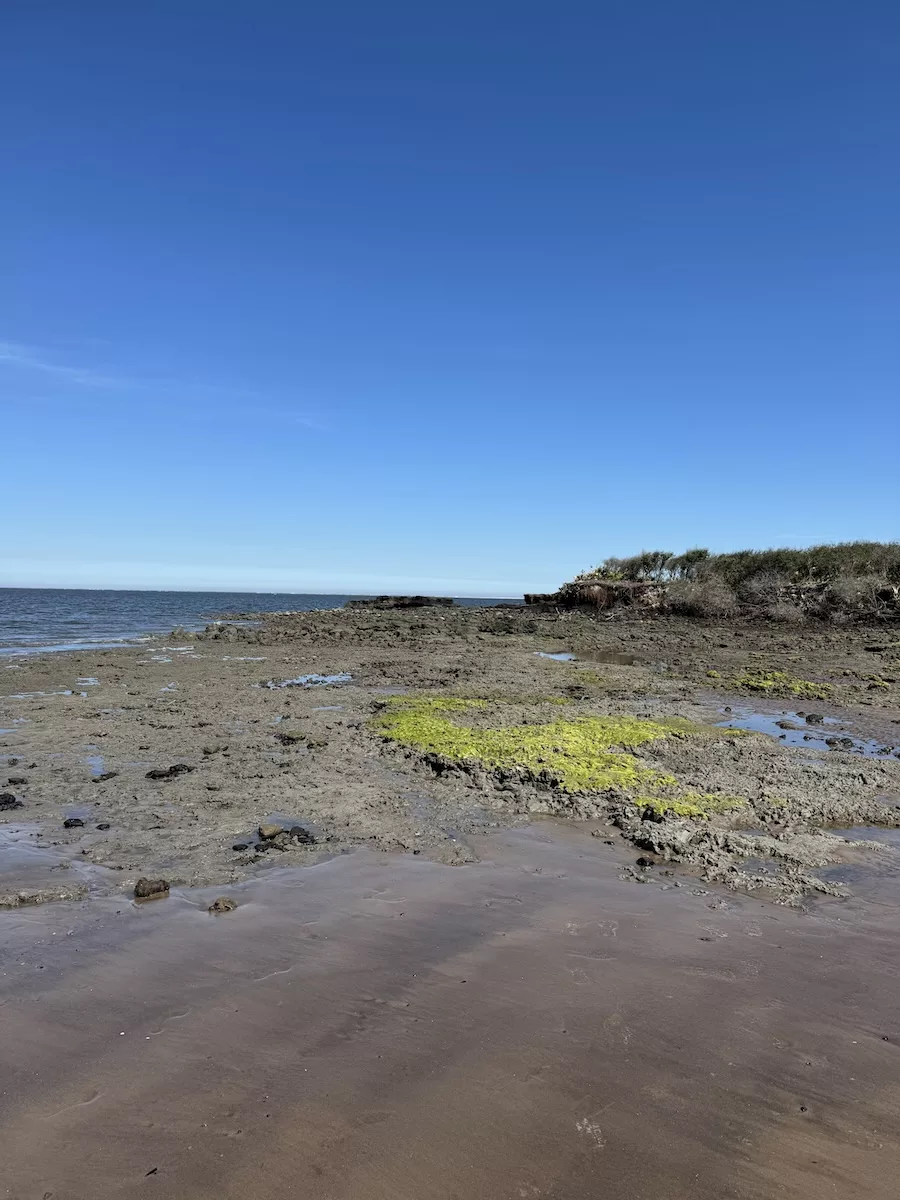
[2,603,900,1197]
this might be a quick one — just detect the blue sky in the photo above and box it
[3,2,898,596]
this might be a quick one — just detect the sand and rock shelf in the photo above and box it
[2,604,899,908]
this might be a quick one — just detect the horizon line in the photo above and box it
[0,583,526,599]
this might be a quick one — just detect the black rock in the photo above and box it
[805,713,824,725]
[146,764,194,780]
[0,793,23,811]
[7,777,27,786]
[232,842,249,852]
[96,822,111,831]
[636,856,655,868]
[92,771,119,783]
[134,877,170,899]
[63,817,85,828]
[289,825,316,844]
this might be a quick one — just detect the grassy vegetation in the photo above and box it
[581,542,900,586]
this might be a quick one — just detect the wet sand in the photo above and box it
[2,824,900,1199]
[3,607,900,1196]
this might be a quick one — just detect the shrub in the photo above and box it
[766,601,805,624]
[586,550,674,582]
[666,548,711,580]
[667,578,738,618]
[824,575,893,617]
[738,570,787,605]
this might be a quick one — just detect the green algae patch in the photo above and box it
[370,695,735,797]
[637,793,747,820]
[734,669,832,701]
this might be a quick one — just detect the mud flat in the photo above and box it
[2,606,900,1196]
[1,605,898,903]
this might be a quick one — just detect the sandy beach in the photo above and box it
[2,604,900,1197]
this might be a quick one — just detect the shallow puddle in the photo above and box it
[717,706,898,758]
[265,673,352,689]
[537,648,653,667]
[7,688,76,699]
[84,753,106,777]
[831,826,900,850]
[0,822,110,904]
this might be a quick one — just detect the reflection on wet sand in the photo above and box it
[1,824,899,1199]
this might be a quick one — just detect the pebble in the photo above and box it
[134,878,170,899]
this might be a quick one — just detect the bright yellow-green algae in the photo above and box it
[637,793,747,819]
[371,696,744,814]
[734,669,832,701]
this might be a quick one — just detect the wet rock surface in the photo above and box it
[145,763,194,780]
[134,878,170,900]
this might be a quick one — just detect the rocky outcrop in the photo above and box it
[527,581,665,611]
[345,596,454,609]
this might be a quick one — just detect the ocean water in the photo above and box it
[0,589,518,655]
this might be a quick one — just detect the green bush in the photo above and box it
[579,542,900,588]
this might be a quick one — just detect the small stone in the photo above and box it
[96,822,111,831]
[63,817,85,829]
[134,878,170,899]
[92,771,118,783]
[208,896,238,914]
[805,713,824,725]
[635,856,654,868]
[0,793,23,811]
[232,842,249,852]
[258,823,282,840]
[7,777,27,786]
[289,825,316,844]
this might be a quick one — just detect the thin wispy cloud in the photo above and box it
[0,340,125,388]
[0,338,326,430]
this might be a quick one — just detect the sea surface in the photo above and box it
[0,588,518,655]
